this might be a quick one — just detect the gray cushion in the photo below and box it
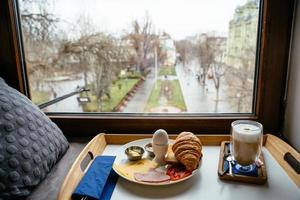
[0,78,69,200]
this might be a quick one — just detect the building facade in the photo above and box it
[160,33,177,66]
[226,0,259,68]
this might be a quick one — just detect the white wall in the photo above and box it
[284,1,300,152]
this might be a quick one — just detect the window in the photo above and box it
[18,0,261,114]
[0,0,294,135]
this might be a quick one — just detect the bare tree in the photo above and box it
[210,38,227,111]
[61,38,90,86]
[196,34,228,111]
[153,35,167,67]
[175,40,192,67]
[225,36,256,113]
[20,0,58,41]
[63,15,97,86]
[19,0,59,93]
[127,13,156,75]
[92,35,127,101]
[61,33,125,109]
[197,34,213,86]
[225,65,254,113]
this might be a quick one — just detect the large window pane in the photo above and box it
[18,0,260,113]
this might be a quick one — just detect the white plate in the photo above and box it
[112,138,199,186]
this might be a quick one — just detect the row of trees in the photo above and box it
[20,0,60,91]
[20,0,256,112]
[20,0,166,105]
[174,33,255,113]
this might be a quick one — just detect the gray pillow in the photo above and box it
[0,78,69,200]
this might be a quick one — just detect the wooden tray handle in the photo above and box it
[80,151,94,172]
[57,133,107,200]
[265,134,300,188]
[284,152,300,174]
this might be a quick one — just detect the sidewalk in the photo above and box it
[176,62,234,113]
[122,71,156,112]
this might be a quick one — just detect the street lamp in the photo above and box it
[154,45,158,89]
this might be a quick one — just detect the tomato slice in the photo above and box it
[167,165,192,181]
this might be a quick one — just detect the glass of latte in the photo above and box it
[231,120,263,172]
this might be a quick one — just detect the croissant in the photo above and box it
[172,132,202,171]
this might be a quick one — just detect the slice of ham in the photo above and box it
[134,168,170,183]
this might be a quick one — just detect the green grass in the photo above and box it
[102,79,139,112]
[82,78,140,112]
[31,90,51,105]
[144,80,186,112]
[122,71,141,79]
[144,81,162,111]
[158,66,176,76]
[169,80,186,111]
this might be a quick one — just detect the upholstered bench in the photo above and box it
[26,139,87,200]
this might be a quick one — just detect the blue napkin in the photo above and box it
[224,143,258,177]
[72,156,118,200]
[224,159,258,177]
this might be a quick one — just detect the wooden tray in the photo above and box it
[218,141,267,184]
[57,134,300,200]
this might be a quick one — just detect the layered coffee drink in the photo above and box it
[232,121,263,166]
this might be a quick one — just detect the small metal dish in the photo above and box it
[125,146,144,161]
[144,143,155,157]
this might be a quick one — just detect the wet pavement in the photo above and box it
[41,75,85,112]
[175,61,235,113]
[122,71,156,113]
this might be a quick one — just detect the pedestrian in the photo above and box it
[53,91,57,98]
[51,87,57,98]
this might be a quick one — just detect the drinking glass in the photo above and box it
[231,120,263,172]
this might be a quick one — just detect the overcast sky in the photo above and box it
[52,0,250,40]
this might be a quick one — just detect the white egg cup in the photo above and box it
[152,129,169,165]
[153,144,168,165]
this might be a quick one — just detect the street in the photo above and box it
[176,60,235,113]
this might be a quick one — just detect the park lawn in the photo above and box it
[145,80,186,112]
[31,90,51,105]
[102,78,139,112]
[123,71,141,79]
[144,80,162,111]
[158,66,176,76]
[169,80,186,111]
[82,78,140,112]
